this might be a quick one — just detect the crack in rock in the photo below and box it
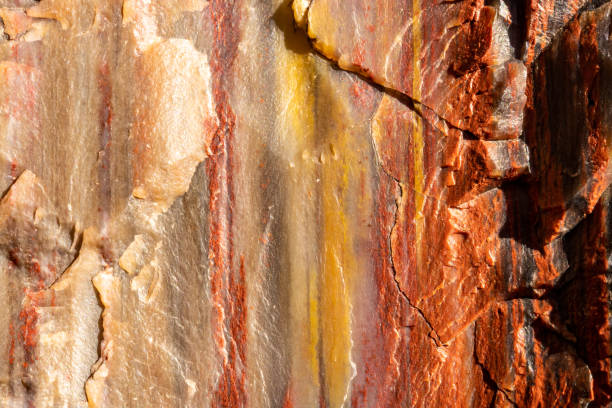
[386,177,446,347]
[474,358,519,408]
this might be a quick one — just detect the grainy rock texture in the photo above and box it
[0,0,610,407]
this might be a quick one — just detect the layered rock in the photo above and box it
[0,0,610,407]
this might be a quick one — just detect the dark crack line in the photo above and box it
[295,0,612,142]
[369,130,452,208]
[290,1,471,140]
[294,0,612,356]
[44,227,84,290]
[474,358,519,408]
[367,110,448,346]
[325,50,468,140]
[385,178,447,348]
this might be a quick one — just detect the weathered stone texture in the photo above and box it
[0,0,610,407]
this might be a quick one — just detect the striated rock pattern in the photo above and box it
[0,0,610,407]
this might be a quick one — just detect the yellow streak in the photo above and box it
[411,0,424,265]
[308,267,320,379]
[277,2,357,404]
[318,74,355,408]
[275,2,320,404]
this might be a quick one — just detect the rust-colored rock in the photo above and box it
[0,0,611,407]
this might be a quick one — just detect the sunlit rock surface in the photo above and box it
[0,0,610,407]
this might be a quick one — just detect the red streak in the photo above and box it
[97,61,113,230]
[207,1,247,406]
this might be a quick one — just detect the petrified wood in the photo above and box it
[0,0,610,407]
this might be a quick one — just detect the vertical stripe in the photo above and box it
[318,74,356,408]
[274,2,320,404]
[411,0,424,276]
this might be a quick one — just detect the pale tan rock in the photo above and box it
[118,234,149,276]
[26,0,95,31]
[0,62,41,171]
[130,38,217,212]
[29,228,105,408]
[292,0,310,28]
[87,198,217,407]
[0,8,33,39]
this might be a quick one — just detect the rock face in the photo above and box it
[0,0,610,407]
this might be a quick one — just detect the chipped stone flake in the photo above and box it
[131,38,217,211]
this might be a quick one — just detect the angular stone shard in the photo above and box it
[130,38,217,211]
[292,0,310,28]
[118,234,150,276]
[0,170,75,290]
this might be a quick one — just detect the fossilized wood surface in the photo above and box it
[0,0,610,407]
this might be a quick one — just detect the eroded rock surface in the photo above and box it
[0,0,611,407]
